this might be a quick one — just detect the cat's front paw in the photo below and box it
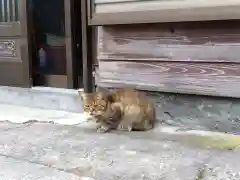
[96,125,110,133]
[117,124,133,132]
[127,126,133,132]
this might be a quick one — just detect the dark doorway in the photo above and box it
[29,0,83,89]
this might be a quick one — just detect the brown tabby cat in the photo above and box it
[78,87,156,133]
[78,89,122,132]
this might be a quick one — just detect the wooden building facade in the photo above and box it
[1,0,240,99]
[96,21,240,98]
[90,0,240,98]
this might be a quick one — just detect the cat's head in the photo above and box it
[78,88,110,117]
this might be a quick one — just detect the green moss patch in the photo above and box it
[185,134,240,150]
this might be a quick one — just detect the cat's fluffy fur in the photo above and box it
[78,87,156,133]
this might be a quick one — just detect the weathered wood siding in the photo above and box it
[96,20,240,98]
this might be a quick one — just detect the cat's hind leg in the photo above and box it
[117,105,142,132]
[117,120,133,132]
[133,104,155,131]
[141,120,154,131]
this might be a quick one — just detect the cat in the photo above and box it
[78,88,122,132]
[78,87,156,133]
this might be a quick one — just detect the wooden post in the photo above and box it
[81,0,94,93]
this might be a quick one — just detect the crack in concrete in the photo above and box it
[0,120,55,132]
[22,120,55,125]
[0,152,83,177]
[1,124,33,132]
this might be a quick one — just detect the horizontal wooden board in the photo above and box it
[0,22,21,37]
[96,61,240,98]
[98,21,240,62]
[91,1,240,25]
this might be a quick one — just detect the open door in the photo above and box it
[29,0,79,89]
[0,0,31,87]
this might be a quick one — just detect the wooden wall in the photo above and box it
[96,20,240,98]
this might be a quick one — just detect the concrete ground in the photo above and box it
[1,86,240,179]
[0,104,240,179]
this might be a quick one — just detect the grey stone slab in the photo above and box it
[148,92,240,134]
[0,104,88,125]
[0,86,83,113]
[0,122,239,180]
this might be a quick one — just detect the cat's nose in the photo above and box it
[89,112,94,115]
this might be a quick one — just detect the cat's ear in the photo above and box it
[96,86,109,94]
[96,87,111,96]
[96,87,111,100]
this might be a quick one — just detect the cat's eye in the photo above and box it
[99,106,105,110]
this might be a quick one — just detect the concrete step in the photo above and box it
[1,85,240,135]
[0,86,83,113]
[0,103,89,126]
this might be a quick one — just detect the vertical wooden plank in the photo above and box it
[2,0,5,22]
[91,26,98,89]
[11,0,16,21]
[64,0,76,89]
[87,0,95,23]
[81,0,94,93]
[19,0,31,87]
[6,0,10,22]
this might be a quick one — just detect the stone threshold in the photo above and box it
[0,86,83,113]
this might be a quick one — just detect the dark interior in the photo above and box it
[29,0,83,88]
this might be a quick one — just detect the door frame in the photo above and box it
[42,0,76,89]
[34,0,95,90]
[30,0,77,89]
[64,0,76,89]
[41,0,76,89]
[21,0,32,87]
[81,0,95,93]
